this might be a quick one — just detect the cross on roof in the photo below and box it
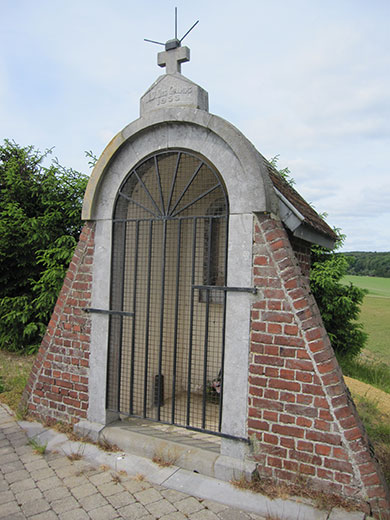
[157,42,190,75]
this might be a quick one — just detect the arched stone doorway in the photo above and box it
[106,150,229,434]
[82,110,275,449]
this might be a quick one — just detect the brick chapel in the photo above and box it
[22,36,390,518]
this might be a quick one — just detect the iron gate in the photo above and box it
[106,150,230,434]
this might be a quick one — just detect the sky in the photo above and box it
[1,0,389,252]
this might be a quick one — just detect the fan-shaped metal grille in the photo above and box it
[114,151,227,220]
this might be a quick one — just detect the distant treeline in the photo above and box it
[341,251,390,278]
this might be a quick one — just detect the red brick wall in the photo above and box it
[21,222,95,425]
[288,233,311,280]
[249,214,390,519]
[21,213,390,517]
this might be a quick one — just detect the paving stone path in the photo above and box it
[0,405,267,520]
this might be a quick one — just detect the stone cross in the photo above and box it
[158,43,190,74]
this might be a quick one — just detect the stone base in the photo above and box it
[99,419,256,483]
[73,420,105,442]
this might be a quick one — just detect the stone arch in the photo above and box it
[82,108,278,220]
[84,109,274,451]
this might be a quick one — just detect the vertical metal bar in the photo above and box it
[154,156,165,216]
[171,219,182,424]
[143,221,153,418]
[157,219,167,421]
[115,221,127,412]
[129,221,140,415]
[218,216,229,431]
[167,152,181,215]
[186,218,197,426]
[202,218,213,429]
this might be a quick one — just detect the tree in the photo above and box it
[269,155,295,186]
[269,155,367,359]
[0,140,88,353]
[310,240,368,359]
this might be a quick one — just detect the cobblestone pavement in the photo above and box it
[0,405,267,520]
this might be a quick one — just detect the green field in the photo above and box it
[343,275,390,298]
[343,275,390,362]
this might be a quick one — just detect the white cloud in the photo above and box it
[0,0,389,251]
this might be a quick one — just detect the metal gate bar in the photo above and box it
[84,308,134,317]
[171,219,182,424]
[202,218,213,429]
[192,285,257,294]
[154,156,166,216]
[113,214,228,223]
[143,221,153,418]
[129,221,140,415]
[169,162,203,216]
[133,169,160,216]
[186,217,197,427]
[171,184,220,218]
[157,219,167,421]
[117,222,128,412]
[166,152,181,214]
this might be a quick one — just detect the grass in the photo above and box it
[111,473,122,484]
[343,275,390,298]
[28,437,47,455]
[339,356,390,395]
[97,436,121,453]
[352,393,390,486]
[342,275,390,363]
[66,450,84,461]
[338,275,390,487]
[359,295,390,361]
[0,350,35,411]
[232,472,358,512]
[152,455,175,467]
[152,448,178,467]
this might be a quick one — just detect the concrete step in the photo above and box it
[99,419,257,483]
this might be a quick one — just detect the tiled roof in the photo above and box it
[264,160,338,242]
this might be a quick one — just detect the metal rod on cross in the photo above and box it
[144,8,199,50]
[179,20,199,44]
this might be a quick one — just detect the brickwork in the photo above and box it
[288,233,311,280]
[249,213,390,518]
[21,212,390,517]
[21,222,95,425]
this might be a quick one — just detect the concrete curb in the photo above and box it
[16,416,371,520]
